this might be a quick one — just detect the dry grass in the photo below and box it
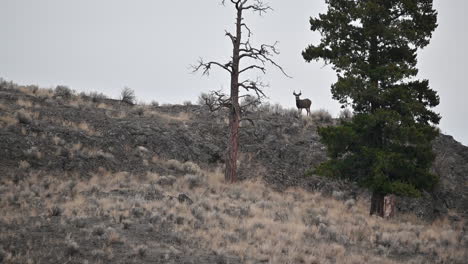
[17,86,54,98]
[0,114,18,127]
[16,99,33,108]
[0,161,465,264]
[97,103,113,110]
[144,110,191,122]
[0,103,7,111]
[42,117,100,136]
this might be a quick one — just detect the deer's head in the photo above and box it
[293,91,302,100]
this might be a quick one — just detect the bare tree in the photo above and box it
[193,0,288,183]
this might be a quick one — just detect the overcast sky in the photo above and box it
[1,0,467,146]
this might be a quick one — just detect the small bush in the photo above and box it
[92,225,105,236]
[311,109,333,123]
[55,85,73,99]
[16,109,32,124]
[241,95,261,111]
[120,87,136,105]
[132,107,145,116]
[183,100,192,106]
[88,91,108,102]
[135,245,148,257]
[339,108,353,121]
[65,235,79,256]
[49,206,62,217]
[151,101,159,107]
[197,92,216,106]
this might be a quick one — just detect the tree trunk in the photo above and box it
[225,108,240,182]
[224,7,243,183]
[370,192,396,218]
[370,192,384,217]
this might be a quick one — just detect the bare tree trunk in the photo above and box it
[370,192,396,218]
[225,107,240,182]
[225,8,242,183]
[193,1,286,183]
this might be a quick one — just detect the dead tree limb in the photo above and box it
[193,0,288,183]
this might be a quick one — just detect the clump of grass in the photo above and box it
[18,160,30,169]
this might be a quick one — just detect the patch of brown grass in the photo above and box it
[0,114,18,127]
[17,86,54,98]
[144,110,191,122]
[1,161,465,264]
[16,99,33,108]
[44,117,100,136]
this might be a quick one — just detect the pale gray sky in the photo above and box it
[1,0,467,145]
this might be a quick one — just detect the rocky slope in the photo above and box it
[0,82,467,263]
[0,82,467,219]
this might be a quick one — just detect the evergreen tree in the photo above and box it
[303,0,440,216]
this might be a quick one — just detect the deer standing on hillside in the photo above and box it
[293,91,312,116]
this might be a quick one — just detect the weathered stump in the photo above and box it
[370,192,396,218]
[383,194,396,218]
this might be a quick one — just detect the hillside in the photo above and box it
[0,82,467,263]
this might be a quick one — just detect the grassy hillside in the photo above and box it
[0,82,467,263]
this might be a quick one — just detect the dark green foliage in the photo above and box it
[304,0,440,197]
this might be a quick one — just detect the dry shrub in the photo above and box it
[310,109,333,123]
[16,109,36,124]
[339,108,353,121]
[120,87,136,105]
[55,85,73,99]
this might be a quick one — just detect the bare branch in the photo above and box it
[191,58,232,76]
[201,90,232,112]
[222,0,272,15]
[225,30,236,44]
[241,23,253,38]
[238,78,269,99]
[242,0,272,15]
[239,65,266,74]
[239,42,291,78]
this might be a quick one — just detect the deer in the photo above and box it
[293,91,312,116]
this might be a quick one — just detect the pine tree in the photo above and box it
[303,0,440,216]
